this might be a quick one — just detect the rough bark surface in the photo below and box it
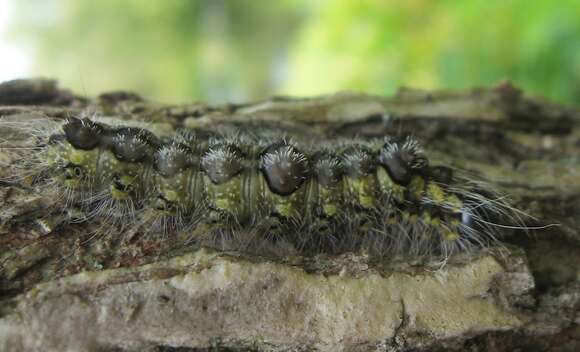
[0,79,579,351]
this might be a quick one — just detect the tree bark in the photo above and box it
[0,79,578,351]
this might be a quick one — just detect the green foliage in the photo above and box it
[9,0,580,104]
[286,0,580,104]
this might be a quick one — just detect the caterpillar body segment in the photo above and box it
[45,120,155,224]
[13,116,520,258]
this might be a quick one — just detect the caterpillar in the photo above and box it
[0,114,528,260]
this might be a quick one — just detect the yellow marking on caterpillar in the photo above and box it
[164,189,179,202]
[318,181,344,217]
[442,218,461,241]
[267,181,309,219]
[376,167,405,202]
[446,194,463,213]
[426,183,446,204]
[110,175,137,200]
[204,174,244,216]
[345,174,377,208]
[408,176,425,200]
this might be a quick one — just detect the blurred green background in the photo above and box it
[3,0,580,105]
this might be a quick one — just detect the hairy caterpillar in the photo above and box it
[1,114,528,260]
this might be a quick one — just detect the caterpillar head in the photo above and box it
[312,152,344,216]
[202,144,245,185]
[373,136,429,204]
[47,118,103,191]
[260,142,309,196]
[341,146,377,179]
[100,127,159,201]
[62,117,104,150]
[313,152,343,188]
[153,142,198,216]
[340,145,378,208]
[379,136,428,186]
